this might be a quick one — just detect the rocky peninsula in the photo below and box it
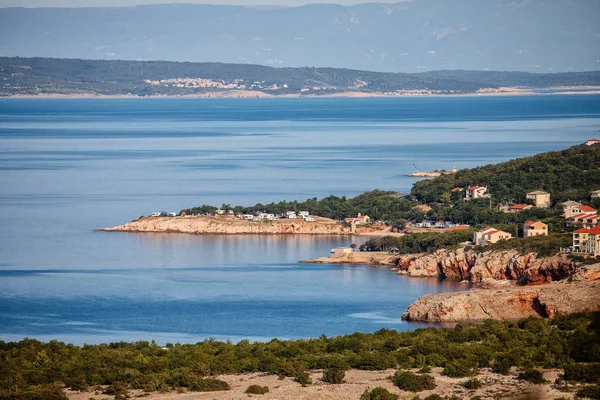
[402,264,600,322]
[303,248,577,285]
[97,215,390,235]
[302,248,599,322]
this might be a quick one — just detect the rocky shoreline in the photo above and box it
[302,249,600,322]
[302,248,577,285]
[97,215,390,235]
[402,264,600,322]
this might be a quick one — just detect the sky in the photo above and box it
[0,0,402,7]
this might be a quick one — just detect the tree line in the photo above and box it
[1,312,598,399]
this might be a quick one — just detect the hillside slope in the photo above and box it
[411,144,600,205]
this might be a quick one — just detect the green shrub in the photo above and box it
[517,369,546,384]
[293,371,312,387]
[0,384,68,400]
[443,360,478,378]
[424,395,443,400]
[103,382,129,397]
[360,387,399,400]
[575,384,600,399]
[393,370,436,392]
[188,378,230,392]
[564,363,600,383]
[492,357,513,375]
[244,385,269,395]
[461,378,483,389]
[322,368,345,384]
[418,366,432,373]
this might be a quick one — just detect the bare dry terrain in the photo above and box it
[66,368,576,400]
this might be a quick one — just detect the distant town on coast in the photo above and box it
[3,57,600,98]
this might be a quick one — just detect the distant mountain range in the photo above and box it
[0,1,599,73]
[2,57,600,97]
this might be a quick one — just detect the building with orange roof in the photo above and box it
[564,204,597,218]
[572,224,600,257]
[473,226,512,246]
[585,139,600,146]
[465,186,488,201]
[523,221,548,237]
[566,212,600,229]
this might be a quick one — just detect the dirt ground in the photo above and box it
[66,367,578,400]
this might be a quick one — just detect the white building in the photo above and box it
[465,186,488,201]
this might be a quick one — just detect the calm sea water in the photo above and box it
[0,95,598,345]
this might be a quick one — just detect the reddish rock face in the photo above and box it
[402,265,600,322]
[396,248,576,285]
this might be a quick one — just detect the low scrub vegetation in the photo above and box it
[0,312,598,399]
[244,384,269,395]
[392,370,436,392]
[461,378,483,389]
[516,369,546,384]
[322,368,345,384]
[360,387,399,400]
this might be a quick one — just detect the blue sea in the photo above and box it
[0,95,598,345]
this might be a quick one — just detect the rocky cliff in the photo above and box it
[304,248,577,285]
[396,248,577,285]
[402,264,600,322]
[97,215,388,235]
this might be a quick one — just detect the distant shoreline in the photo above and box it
[6,86,600,99]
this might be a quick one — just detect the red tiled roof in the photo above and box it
[578,205,597,212]
[587,225,600,234]
[560,213,567,218]
[574,228,592,234]
[467,186,485,191]
[569,213,589,220]
[510,204,531,210]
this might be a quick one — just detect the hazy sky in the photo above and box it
[0,0,402,7]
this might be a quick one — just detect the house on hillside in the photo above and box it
[591,190,600,199]
[562,200,583,217]
[564,204,597,219]
[508,204,533,213]
[566,212,600,229]
[473,227,513,246]
[526,190,551,208]
[465,186,488,201]
[523,221,548,237]
[585,139,600,146]
[571,225,600,257]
